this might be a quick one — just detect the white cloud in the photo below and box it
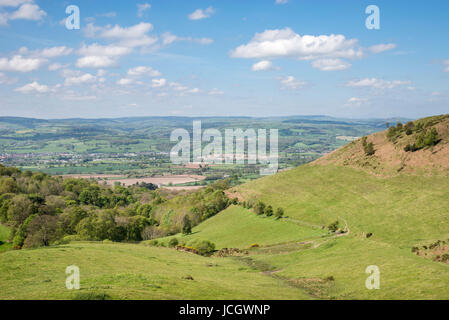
[252,60,275,71]
[76,55,117,68]
[279,76,307,90]
[0,55,45,72]
[188,7,215,20]
[0,0,32,7]
[0,0,45,25]
[232,28,394,71]
[64,73,97,86]
[84,22,158,49]
[208,88,224,95]
[76,43,132,68]
[15,81,49,93]
[368,43,397,54]
[311,58,351,71]
[161,32,213,46]
[137,3,151,17]
[127,66,162,77]
[22,46,73,58]
[78,43,132,57]
[231,28,363,61]
[345,97,368,107]
[152,78,166,88]
[187,88,200,94]
[345,78,412,89]
[117,78,134,86]
[275,0,289,4]
[9,3,45,21]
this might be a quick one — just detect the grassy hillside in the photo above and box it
[0,224,11,253]
[0,242,311,300]
[224,115,449,299]
[158,205,325,249]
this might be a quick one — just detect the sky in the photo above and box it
[0,0,448,119]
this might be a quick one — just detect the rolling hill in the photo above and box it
[1,115,449,300]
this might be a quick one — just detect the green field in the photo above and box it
[159,205,325,249]
[0,242,311,300]
[0,224,11,253]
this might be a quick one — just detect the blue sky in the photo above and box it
[0,0,448,119]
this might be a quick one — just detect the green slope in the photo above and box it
[0,242,311,300]
[0,224,11,253]
[159,205,325,249]
[228,164,449,299]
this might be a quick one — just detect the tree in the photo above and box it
[254,201,266,215]
[23,215,60,248]
[264,205,273,217]
[182,215,192,235]
[275,208,284,220]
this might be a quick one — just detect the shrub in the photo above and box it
[169,238,179,248]
[189,240,216,256]
[146,239,159,247]
[327,221,339,233]
[264,205,273,217]
[253,201,266,215]
[275,208,284,220]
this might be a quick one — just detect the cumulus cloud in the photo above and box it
[0,1,46,25]
[15,81,49,93]
[116,78,134,86]
[345,78,412,89]
[127,66,162,77]
[19,46,73,59]
[188,7,215,20]
[64,72,97,86]
[279,76,307,90]
[0,55,45,72]
[252,60,275,71]
[76,43,132,68]
[311,58,351,71]
[84,22,158,49]
[231,28,363,61]
[152,78,166,88]
[231,28,396,71]
[368,43,397,54]
[137,3,151,17]
[345,97,368,107]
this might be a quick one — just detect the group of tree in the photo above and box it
[0,164,236,249]
[241,200,284,219]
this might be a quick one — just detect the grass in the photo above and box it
[0,242,311,300]
[0,224,12,253]
[159,205,325,249]
[228,164,449,299]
